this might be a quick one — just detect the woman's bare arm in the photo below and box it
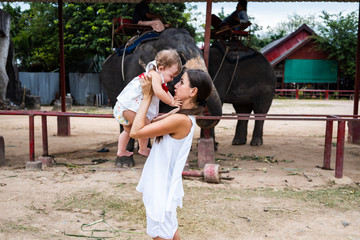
[131,113,191,140]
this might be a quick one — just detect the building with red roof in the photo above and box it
[261,24,338,90]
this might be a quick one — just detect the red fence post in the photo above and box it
[325,90,329,100]
[41,115,48,156]
[29,114,35,162]
[296,89,299,99]
[323,120,333,170]
[335,121,345,178]
[0,136,5,166]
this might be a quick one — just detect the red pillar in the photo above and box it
[323,120,333,170]
[353,2,360,116]
[0,136,5,166]
[198,0,214,168]
[29,115,35,162]
[41,115,48,156]
[203,0,212,68]
[57,0,71,136]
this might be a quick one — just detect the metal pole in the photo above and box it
[323,120,333,170]
[41,115,48,156]
[58,0,66,113]
[29,115,35,162]
[354,2,360,116]
[335,121,345,178]
[203,0,212,68]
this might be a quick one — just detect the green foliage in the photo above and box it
[2,2,195,72]
[312,11,358,88]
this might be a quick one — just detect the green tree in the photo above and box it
[3,2,196,72]
[312,11,358,89]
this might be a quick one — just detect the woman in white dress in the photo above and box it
[130,69,213,240]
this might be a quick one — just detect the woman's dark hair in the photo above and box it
[155,69,213,143]
[178,69,213,116]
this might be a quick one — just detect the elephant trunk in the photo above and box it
[196,84,222,129]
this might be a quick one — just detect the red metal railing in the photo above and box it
[1,110,359,179]
[275,89,357,100]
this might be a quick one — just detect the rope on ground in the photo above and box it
[63,211,144,239]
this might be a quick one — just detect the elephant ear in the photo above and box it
[136,43,157,70]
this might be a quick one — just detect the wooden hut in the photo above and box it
[261,24,338,91]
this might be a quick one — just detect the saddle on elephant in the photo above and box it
[210,14,251,42]
[112,17,170,47]
[112,17,152,46]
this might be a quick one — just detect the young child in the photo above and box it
[113,49,182,157]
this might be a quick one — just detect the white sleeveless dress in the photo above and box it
[113,60,164,125]
[136,115,196,238]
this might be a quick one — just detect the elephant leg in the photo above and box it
[250,119,264,146]
[250,96,273,146]
[232,103,252,145]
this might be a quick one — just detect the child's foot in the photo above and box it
[138,148,150,157]
[117,150,133,157]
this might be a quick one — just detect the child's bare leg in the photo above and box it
[117,110,137,157]
[138,117,151,157]
[117,125,133,157]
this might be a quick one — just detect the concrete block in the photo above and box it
[26,161,42,170]
[197,138,215,168]
[38,156,53,168]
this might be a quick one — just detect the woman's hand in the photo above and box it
[140,73,154,97]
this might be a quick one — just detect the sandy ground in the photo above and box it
[0,99,360,240]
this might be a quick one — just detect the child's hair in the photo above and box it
[155,49,182,76]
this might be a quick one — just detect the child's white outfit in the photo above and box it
[113,60,164,125]
[136,115,196,239]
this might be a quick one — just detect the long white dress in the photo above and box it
[136,115,196,224]
[114,60,164,124]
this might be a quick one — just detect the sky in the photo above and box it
[188,1,359,34]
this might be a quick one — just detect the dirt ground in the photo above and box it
[0,99,360,240]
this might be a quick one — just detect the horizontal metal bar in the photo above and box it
[1,110,360,121]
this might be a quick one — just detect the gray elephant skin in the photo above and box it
[208,42,276,146]
[0,9,11,102]
[101,28,222,166]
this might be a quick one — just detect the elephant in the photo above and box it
[208,40,276,146]
[0,9,11,102]
[101,28,223,167]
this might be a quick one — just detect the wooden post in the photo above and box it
[203,0,212,68]
[57,0,71,136]
[335,121,345,178]
[323,120,333,170]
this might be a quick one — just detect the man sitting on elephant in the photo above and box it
[132,0,170,32]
